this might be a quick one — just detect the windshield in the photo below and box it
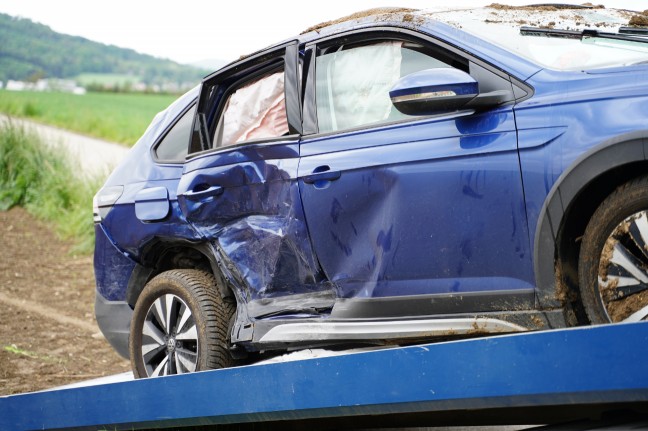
[427,6,648,71]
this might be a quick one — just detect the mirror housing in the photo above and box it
[390,68,513,115]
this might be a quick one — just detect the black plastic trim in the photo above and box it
[185,134,300,161]
[95,293,132,359]
[302,48,318,135]
[534,131,648,308]
[125,263,155,307]
[330,289,535,319]
[284,42,302,135]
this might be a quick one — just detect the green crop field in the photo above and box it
[0,90,178,145]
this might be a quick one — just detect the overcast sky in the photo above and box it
[2,1,646,65]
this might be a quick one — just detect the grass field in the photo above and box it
[0,90,178,145]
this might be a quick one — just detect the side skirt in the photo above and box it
[247,308,567,350]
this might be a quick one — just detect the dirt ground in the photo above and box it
[0,207,129,396]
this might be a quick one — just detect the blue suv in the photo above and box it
[93,7,648,378]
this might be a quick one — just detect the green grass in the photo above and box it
[0,122,100,254]
[0,90,176,145]
[3,344,60,362]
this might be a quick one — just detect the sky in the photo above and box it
[1,1,646,65]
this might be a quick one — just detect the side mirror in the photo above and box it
[389,68,513,115]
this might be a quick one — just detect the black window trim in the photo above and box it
[186,134,301,162]
[151,100,198,165]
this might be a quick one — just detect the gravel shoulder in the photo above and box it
[0,207,129,395]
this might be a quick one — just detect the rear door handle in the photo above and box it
[181,185,223,201]
[303,166,341,184]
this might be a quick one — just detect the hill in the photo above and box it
[0,13,210,87]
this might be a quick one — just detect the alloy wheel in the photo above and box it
[141,293,199,376]
[597,210,648,322]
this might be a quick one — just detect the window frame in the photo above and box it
[302,27,533,137]
[188,41,302,158]
[211,63,288,149]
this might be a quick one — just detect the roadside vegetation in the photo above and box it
[0,122,98,253]
[0,90,177,145]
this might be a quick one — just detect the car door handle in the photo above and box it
[303,166,341,184]
[181,185,223,201]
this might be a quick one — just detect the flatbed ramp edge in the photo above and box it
[1,322,647,431]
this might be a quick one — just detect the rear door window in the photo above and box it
[213,69,289,148]
[154,104,196,162]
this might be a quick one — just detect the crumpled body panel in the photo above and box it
[217,215,323,301]
[178,140,334,321]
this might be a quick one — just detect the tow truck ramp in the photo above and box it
[1,322,647,430]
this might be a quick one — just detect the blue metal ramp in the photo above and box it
[1,322,647,430]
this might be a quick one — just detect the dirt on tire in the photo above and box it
[0,207,129,396]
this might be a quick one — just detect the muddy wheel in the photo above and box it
[579,176,648,324]
[129,269,235,378]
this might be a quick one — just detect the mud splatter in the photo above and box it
[554,261,574,304]
[598,237,617,281]
[580,3,605,9]
[488,3,559,11]
[607,291,648,322]
[629,14,648,27]
[598,215,648,322]
[531,315,544,328]
[302,7,418,34]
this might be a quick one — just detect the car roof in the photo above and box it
[216,5,643,83]
[215,8,543,82]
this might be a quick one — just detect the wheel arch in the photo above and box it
[125,239,233,307]
[534,131,648,312]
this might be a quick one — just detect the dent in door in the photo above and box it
[179,150,334,321]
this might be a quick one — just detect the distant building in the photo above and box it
[3,79,86,95]
[6,80,27,91]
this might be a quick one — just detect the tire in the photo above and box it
[129,269,235,378]
[579,176,648,324]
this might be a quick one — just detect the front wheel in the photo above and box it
[129,269,235,378]
[579,176,648,324]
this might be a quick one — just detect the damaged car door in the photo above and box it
[177,42,334,343]
[298,31,535,319]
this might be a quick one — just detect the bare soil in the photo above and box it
[0,207,129,396]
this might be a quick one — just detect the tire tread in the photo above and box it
[129,269,235,377]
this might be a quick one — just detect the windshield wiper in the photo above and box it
[520,26,648,44]
[619,27,648,37]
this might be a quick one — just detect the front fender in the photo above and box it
[534,131,648,308]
